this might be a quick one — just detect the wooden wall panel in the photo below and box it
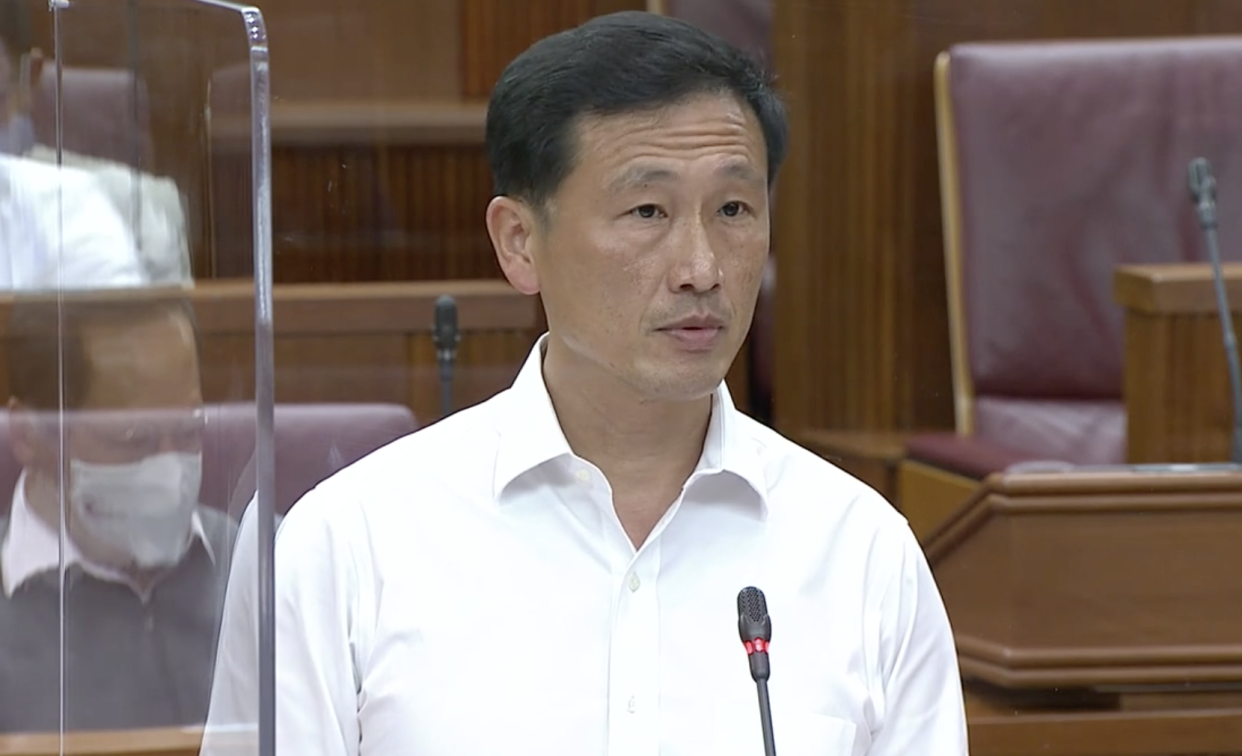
[263,144,496,282]
[460,0,647,97]
[213,141,495,283]
[256,0,461,101]
[0,281,541,426]
[772,0,1242,439]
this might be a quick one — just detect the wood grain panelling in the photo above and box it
[460,0,647,97]
[1125,310,1240,463]
[263,144,496,282]
[256,0,461,101]
[772,0,1242,439]
[0,281,541,425]
[0,725,204,756]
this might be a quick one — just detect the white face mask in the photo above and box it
[69,451,202,570]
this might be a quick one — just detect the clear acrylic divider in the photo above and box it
[0,0,275,753]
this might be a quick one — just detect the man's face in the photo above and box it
[507,93,771,402]
[65,309,204,465]
[15,308,204,568]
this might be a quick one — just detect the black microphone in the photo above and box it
[432,295,461,418]
[1188,157,1242,464]
[737,586,776,756]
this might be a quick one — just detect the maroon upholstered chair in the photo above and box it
[30,63,152,167]
[911,37,1242,478]
[0,403,417,520]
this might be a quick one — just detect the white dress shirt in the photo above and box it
[0,154,146,291]
[204,337,967,756]
[1,471,214,600]
[26,146,193,285]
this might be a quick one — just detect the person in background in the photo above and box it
[205,11,966,755]
[0,3,151,291]
[0,296,236,732]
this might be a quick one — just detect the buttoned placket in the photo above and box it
[568,461,696,756]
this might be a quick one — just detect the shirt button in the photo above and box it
[627,695,637,713]
[628,573,641,592]
[575,469,591,483]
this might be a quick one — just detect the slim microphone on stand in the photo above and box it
[432,295,460,419]
[737,586,776,756]
[1188,157,1242,464]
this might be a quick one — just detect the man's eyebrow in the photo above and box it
[607,166,677,193]
[717,161,763,183]
[607,161,763,192]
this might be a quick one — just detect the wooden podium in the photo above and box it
[1116,263,1242,464]
[924,467,1242,755]
[0,727,204,756]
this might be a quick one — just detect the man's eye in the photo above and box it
[721,201,747,218]
[630,204,662,219]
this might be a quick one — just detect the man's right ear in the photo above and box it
[485,196,542,296]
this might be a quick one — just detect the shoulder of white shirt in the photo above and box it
[297,348,903,536]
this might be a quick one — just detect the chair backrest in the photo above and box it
[935,37,1242,463]
[30,64,152,167]
[0,403,418,519]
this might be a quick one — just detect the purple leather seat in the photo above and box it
[0,403,417,519]
[30,63,152,166]
[911,37,1242,477]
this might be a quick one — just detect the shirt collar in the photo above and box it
[1,471,215,599]
[491,334,768,513]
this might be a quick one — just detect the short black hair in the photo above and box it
[6,294,198,411]
[485,10,788,209]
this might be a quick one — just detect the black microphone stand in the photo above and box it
[1189,158,1242,464]
[433,295,461,420]
[437,353,455,419]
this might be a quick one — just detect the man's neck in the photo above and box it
[542,339,714,544]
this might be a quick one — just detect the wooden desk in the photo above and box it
[926,467,1242,755]
[0,726,203,756]
[0,279,541,425]
[965,687,1242,756]
[1115,263,1242,463]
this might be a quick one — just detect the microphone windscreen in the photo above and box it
[1189,157,1215,202]
[435,295,458,328]
[737,586,768,622]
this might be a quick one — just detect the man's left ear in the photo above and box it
[486,196,542,296]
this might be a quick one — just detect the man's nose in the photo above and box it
[671,219,723,293]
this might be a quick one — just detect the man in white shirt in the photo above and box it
[204,11,968,755]
[0,22,146,291]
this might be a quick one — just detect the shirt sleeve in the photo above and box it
[200,500,262,756]
[45,167,148,289]
[870,525,968,755]
[201,491,367,756]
